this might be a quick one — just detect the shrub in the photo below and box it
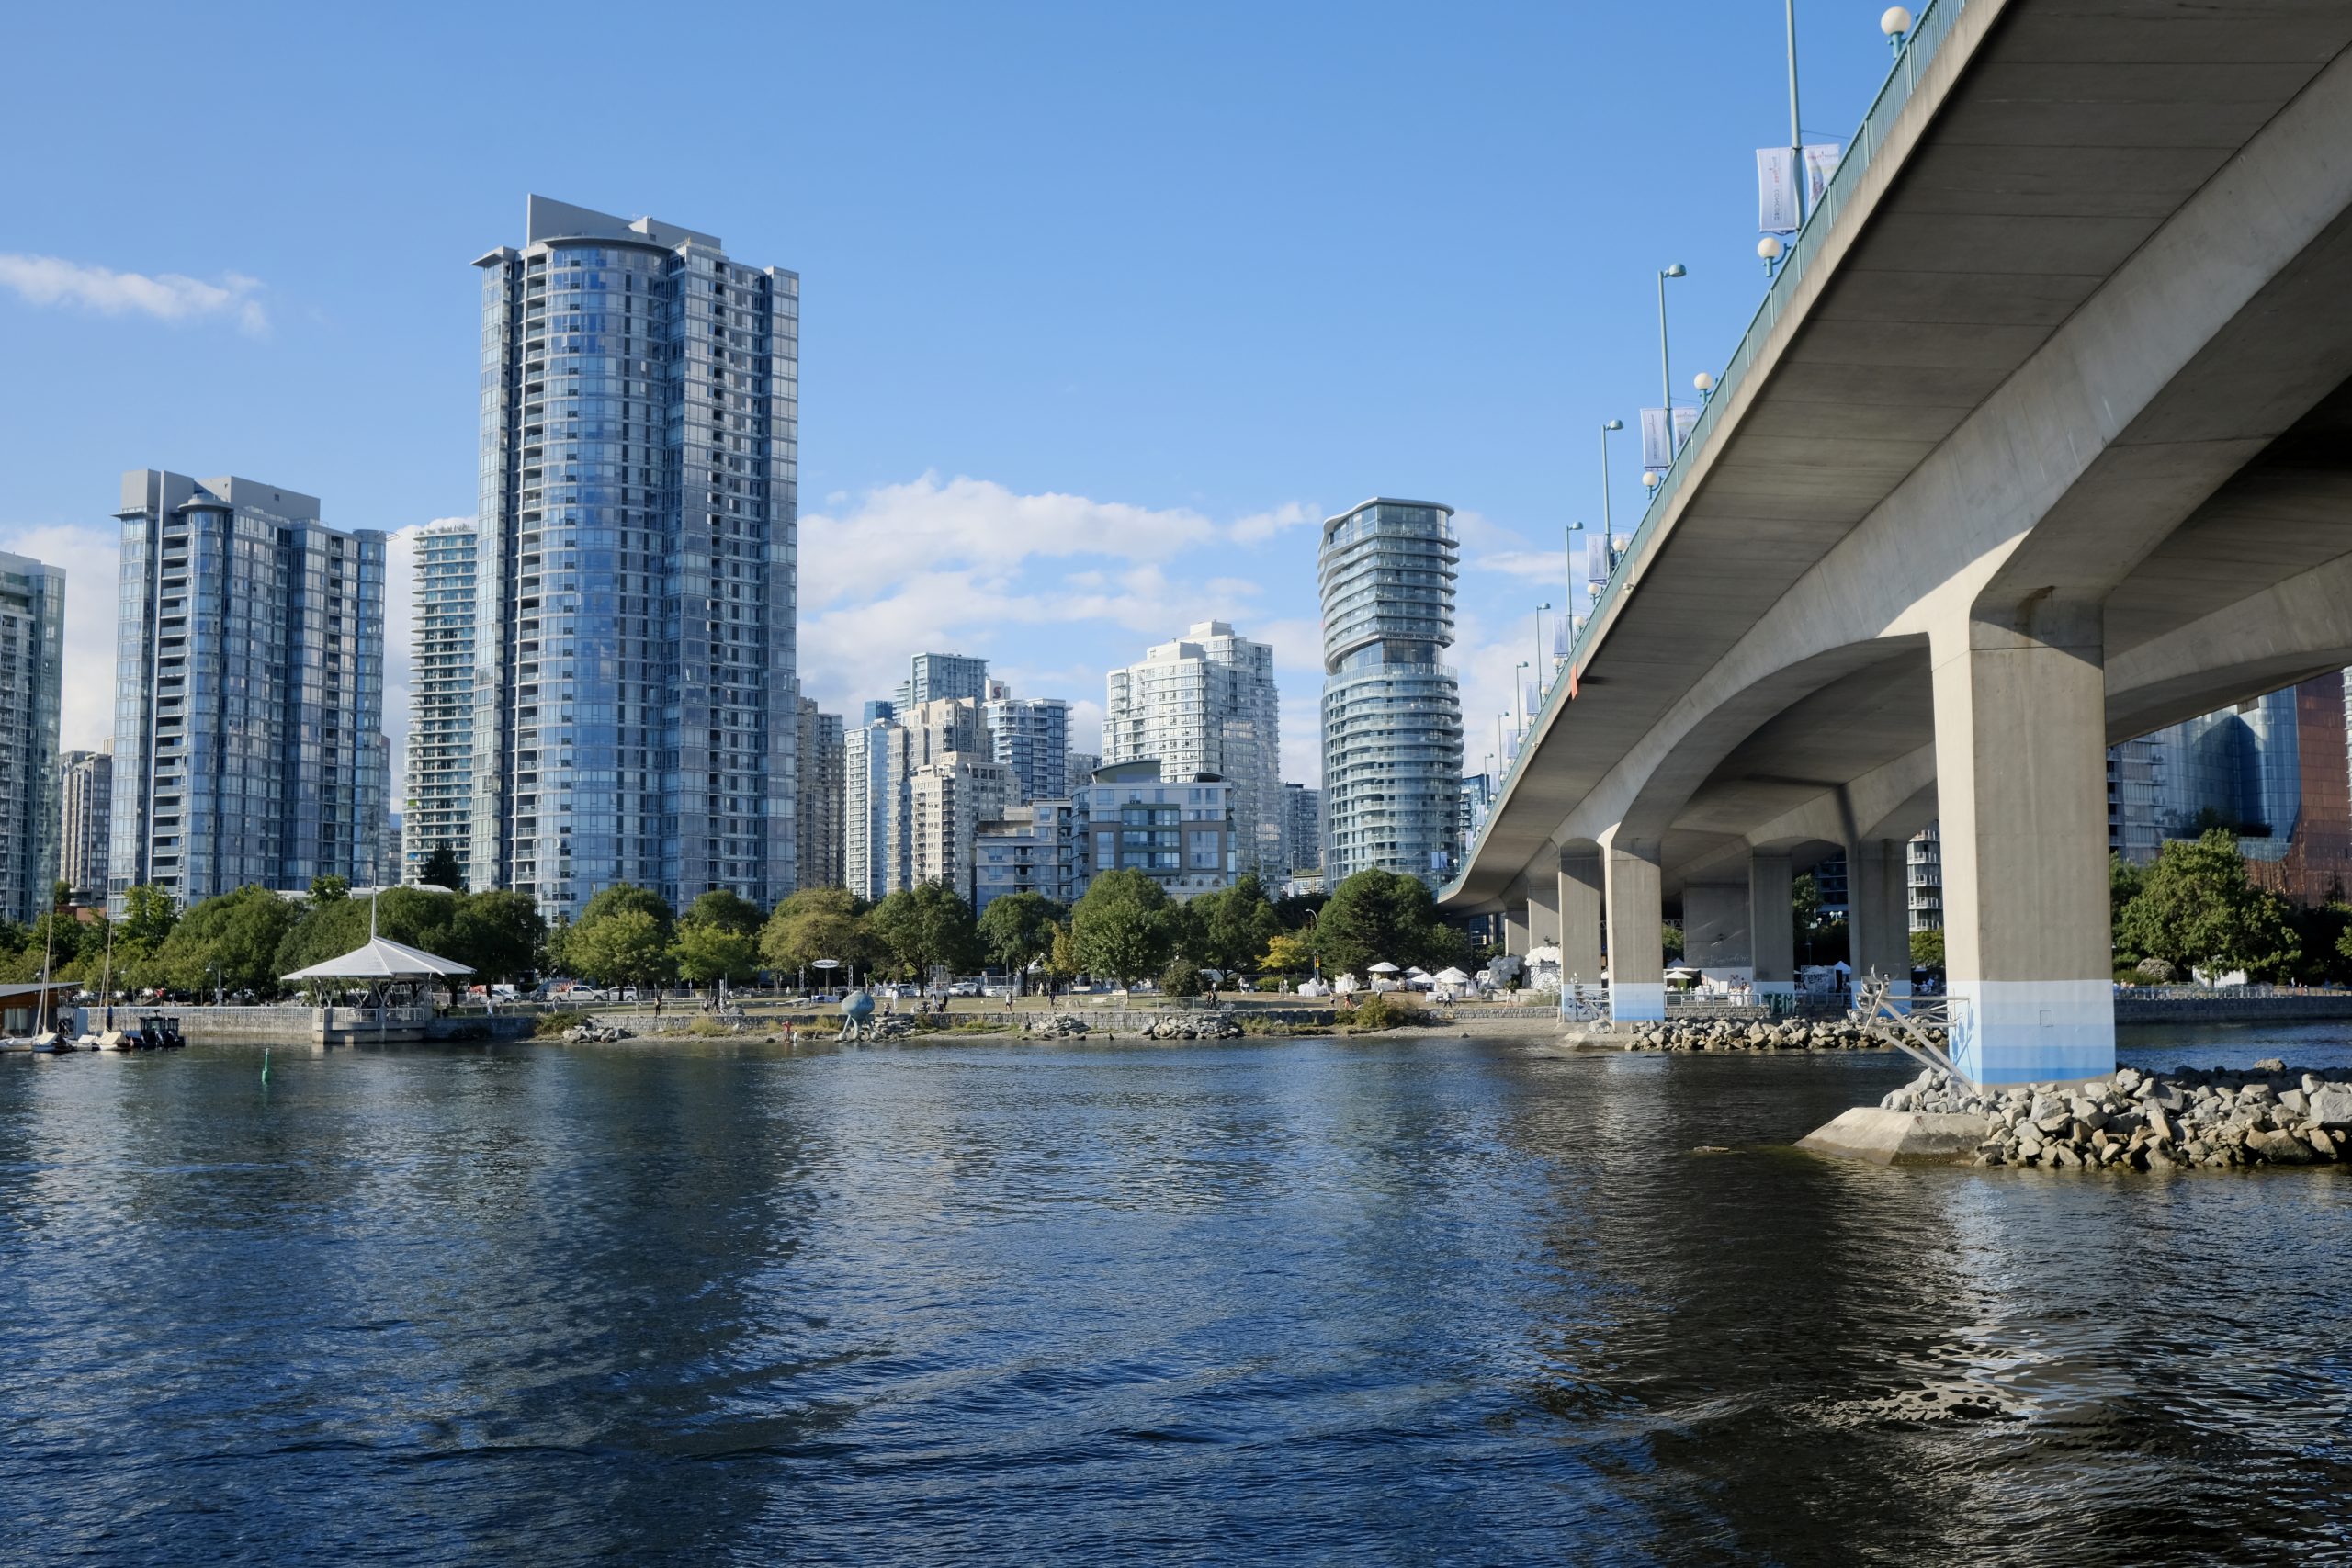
[1159,960,1204,999]
[1349,992,1428,1032]
[2135,956,2178,983]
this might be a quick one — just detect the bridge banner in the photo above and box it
[1674,405,1699,448]
[1641,407,1674,469]
[1757,143,1845,233]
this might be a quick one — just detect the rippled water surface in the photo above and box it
[5,1024,2351,1565]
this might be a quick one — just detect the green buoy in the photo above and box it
[261,1047,271,1086]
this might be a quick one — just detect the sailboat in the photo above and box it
[75,915,125,1051]
[28,914,73,1053]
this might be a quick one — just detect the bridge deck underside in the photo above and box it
[1453,0,2352,914]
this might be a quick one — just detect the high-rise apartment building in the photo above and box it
[2133,673,2352,903]
[1065,751,1100,795]
[1907,826,1942,933]
[1317,499,1463,885]
[471,196,799,916]
[973,761,1236,910]
[894,652,989,714]
[984,680,1069,804]
[58,746,112,901]
[1104,621,1282,874]
[0,550,65,924]
[110,472,388,912]
[884,697,986,894]
[843,716,894,902]
[910,756,1014,899]
[402,519,477,883]
[796,697,845,889]
[1283,783,1323,874]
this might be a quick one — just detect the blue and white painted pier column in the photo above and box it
[1602,832,1666,1023]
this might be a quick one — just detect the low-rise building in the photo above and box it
[973,760,1236,909]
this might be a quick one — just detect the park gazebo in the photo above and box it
[282,935,474,1043]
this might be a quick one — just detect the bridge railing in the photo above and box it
[1470,0,1976,873]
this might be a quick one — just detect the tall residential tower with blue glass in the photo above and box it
[108,472,388,913]
[0,549,65,924]
[1317,499,1464,886]
[470,197,800,916]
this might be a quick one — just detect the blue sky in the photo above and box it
[0,0,1900,786]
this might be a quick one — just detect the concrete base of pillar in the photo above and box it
[1754,980,1795,998]
[1950,978,2114,1085]
[1610,981,1666,1021]
[1798,1108,1991,1165]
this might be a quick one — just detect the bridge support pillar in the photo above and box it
[1504,904,1531,955]
[1749,852,1794,998]
[1603,836,1665,1021]
[1526,878,1560,951]
[1931,604,2115,1085]
[1682,877,1752,981]
[1850,837,1911,1011]
[1558,849,1604,985]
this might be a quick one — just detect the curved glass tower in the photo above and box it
[1317,498,1463,886]
[472,197,798,917]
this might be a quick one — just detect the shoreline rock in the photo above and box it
[1599,1017,1930,1054]
[1861,1064,2352,1170]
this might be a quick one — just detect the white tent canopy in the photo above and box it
[282,936,474,983]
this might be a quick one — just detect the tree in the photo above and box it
[977,891,1065,975]
[1045,919,1079,983]
[1070,869,1177,984]
[864,882,982,981]
[673,889,765,987]
[564,908,676,991]
[310,874,350,903]
[553,884,677,984]
[120,885,176,945]
[674,919,761,987]
[275,886,463,991]
[1910,928,1945,970]
[762,886,867,979]
[1273,889,1328,931]
[1159,959,1204,998]
[2115,829,2301,979]
[153,886,303,998]
[420,843,467,892]
[1186,873,1281,977]
[1260,931,1316,978]
[449,891,545,985]
[1313,870,1464,979]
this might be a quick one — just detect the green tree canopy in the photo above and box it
[1313,870,1465,978]
[1070,869,1177,984]
[448,891,546,984]
[310,874,350,903]
[674,919,761,987]
[120,885,177,945]
[153,886,304,997]
[864,882,982,980]
[420,844,467,892]
[682,888,763,935]
[761,886,869,977]
[563,908,677,990]
[275,887,463,985]
[1910,928,1945,970]
[553,884,678,987]
[2115,829,2301,979]
[976,891,1066,974]
[1184,872,1281,976]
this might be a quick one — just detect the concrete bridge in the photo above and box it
[1442,0,2352,1085]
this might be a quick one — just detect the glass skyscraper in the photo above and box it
[110,471,388,912]
[402,519,477,883]
[58,746,112,902]
[984,681,1070,805]
[471,196,800,916]
[0,549,65,924]
[1317,498,1463,886]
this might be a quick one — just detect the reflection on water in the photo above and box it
[3,1023,2348,1564]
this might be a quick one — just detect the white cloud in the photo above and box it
[800,473,1220,611]
[0,522,119,751]
[1229,501,1318,544]
[0,254,267,334]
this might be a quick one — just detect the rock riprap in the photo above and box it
[1141,1015,1242,1041]
[1024,1015,1091,1039]
[562,1021,633,1044]
[1614,1017,1930,1053]
[1884,1064,2352,1169]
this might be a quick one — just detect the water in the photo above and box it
[4,1024,2350,1565]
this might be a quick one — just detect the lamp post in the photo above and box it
[1534,604,1553,697]
[1694,371,1715,404]
[1882,6,1912,55]
[1785,0,1806,230]
[1758,233,1785,276]
[1566,522,1583,611]
[1599,420,1623,568]
[1514,660,1531,738]
[1657,265,1688,456]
